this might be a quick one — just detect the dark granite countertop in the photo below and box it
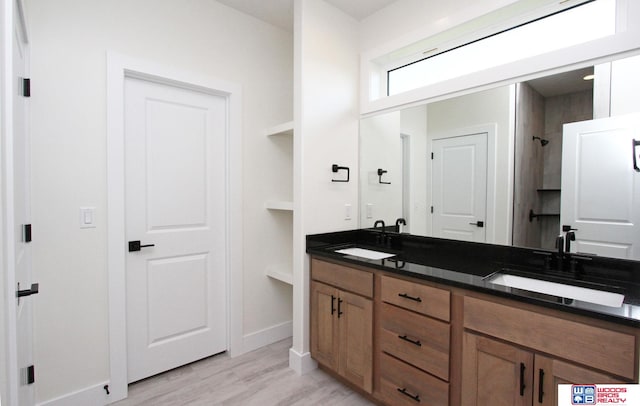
[307,229,640,328]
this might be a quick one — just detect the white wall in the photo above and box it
[610,54,640,116]
[26,0,292,403]
[291,0,359,371]
[427,85,515,244]
[359,111,402,228]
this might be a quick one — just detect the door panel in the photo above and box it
[562,114,640,259]
[339,291,373,393]
[534,356,625,406]
[145,99,208,229]
[462,333,533,406]
[310,281,339,370]
[125,77,227,383]
[147,254,209,342]
[432,133,488,242]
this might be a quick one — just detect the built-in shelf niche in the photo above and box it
[264,120,294,288]
[265,200,294,211]
[264,121,293,137]
[266,265,293,285]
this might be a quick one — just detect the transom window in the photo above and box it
[387,0,616,96]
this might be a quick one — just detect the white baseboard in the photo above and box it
[241,320,292,355]
[36,381,120,406]
[289,347,317,375]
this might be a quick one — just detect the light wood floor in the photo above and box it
[114,338,374,405]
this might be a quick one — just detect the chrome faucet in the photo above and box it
[395,218,406,233]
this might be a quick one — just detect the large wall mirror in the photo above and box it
[359,54,640,259]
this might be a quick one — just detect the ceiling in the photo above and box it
[215,0,398,32]
[526,67,594,98]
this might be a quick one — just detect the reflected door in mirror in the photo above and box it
[432,132,488,242]
[561,113,640,260]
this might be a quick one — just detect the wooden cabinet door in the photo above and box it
[339,290,373,393]
[310,281,339,370]
[534,355,627,406]
[462,333,534,406]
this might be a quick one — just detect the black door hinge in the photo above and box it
[21,365,35,385]
[22,78,30,97]
[430,206,434,213]
[23,224,32,242]
[431,152,434,159]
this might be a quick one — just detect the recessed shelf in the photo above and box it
[266,266,293,285]
[264,121,293,137]
[265,200,294,211]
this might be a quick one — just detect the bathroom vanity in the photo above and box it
[307,229,640,405]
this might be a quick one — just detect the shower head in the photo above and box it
[533,136,549,147]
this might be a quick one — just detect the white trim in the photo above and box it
[242,321,293,354]
[428,123,498,244]
[106,52,243,403]
[1,0,18,405]
[288,348,317,376]
[505,86,516,245]
[35,381,110,406]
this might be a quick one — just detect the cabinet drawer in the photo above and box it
[464,296,637,380]
[311,259,373,298]
[379,352,449,406]
[381,275,450,321]
[380,302,450,380]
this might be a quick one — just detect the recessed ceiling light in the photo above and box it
[583,74,595,81]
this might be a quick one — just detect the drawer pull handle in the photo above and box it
[398,293,422,302]
[520,363,526,396]
[397,388,421,402]
[337,298,343,318]
[331,295,336,315]
[398,334,422,347]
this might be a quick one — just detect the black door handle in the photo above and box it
[633,139,639,172]
[17,283,39,298]
[469,221,484,227]
[128,240,155,252]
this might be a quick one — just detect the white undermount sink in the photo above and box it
[486,272,624,308]
[334,247,396,260]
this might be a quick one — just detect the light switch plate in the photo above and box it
[345,204,352,220]
[79,207,96,228]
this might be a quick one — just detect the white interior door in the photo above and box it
[432,133,488,242]
[12,1,35,404]
[124,76,227,383]
[561,113,640,259]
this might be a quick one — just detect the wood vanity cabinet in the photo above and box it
[309,256,639,406]
[462,296,637,406]
[310,259,373,393]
